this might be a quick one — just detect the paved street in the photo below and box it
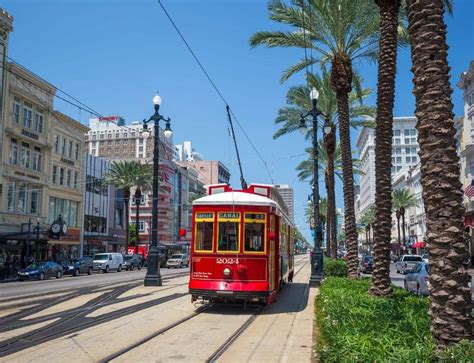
[0,267,189,299]
[0,255,313,363]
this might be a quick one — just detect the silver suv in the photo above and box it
[166,254,189,268]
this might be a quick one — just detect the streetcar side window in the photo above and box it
[244,213,266,253]
[194,212,214,252]
[195,222,214,251]
[217,212,240,253]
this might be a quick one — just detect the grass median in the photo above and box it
[315,277,473,362]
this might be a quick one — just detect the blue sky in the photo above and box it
[3,0,473,244]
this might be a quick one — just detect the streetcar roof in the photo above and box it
[193,191,279,208]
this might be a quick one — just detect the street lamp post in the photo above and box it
[299,87,333,286]
[143,93,173,286]
[135,186,141,255]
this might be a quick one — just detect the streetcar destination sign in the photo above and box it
[196,213,213,219]
[219,212,240,219]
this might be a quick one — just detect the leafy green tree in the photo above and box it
[250,0,387,277]
[102,160,151,252]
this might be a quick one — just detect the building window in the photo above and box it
[92,134,97,140]
[85,135,89,141]
[124,132,128,138]
[394,129,400,136]
[7,181,15,211]
[91,149,96,155]
[18,184,27,213]
[48,197,78,227]
[107,133,112,139]
[32,147,42,171]
[411,156,417,163]
[138,221,145,232]
[406,157,411,163]
[23,102,33,128]
[405,147,411,154]
[404,129,410,136]
[410,129,416,136]
[75,143,80,160]
[62,138,67,155]
[30,189,40,214]
[9,138,18,165]
[74,171,79,189]
[411,147,417,154]
[396,157,402,163]
[60,167,65,185]
[131,132,135,137]
[396,166,402,172]
[12,97,20,123]
[54,135,60,153]
[139,146,143,152]
[20,143,30,168]
[138,153,143,158]
[139,138,144,144]
[67,169,72,187]
[395,148,401,155]
[34,110,43,132]
[68,140,73,158]
[99,134,104,140]
[53,165,58,184]
[394,138,400,145]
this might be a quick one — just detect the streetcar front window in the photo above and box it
[217,222,239,252]
[195,221,214,251]
[244,222,265,252]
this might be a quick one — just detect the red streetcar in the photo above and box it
[189,183,294,305]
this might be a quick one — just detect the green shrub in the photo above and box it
[315,277,474,362]
[323,258,348,277]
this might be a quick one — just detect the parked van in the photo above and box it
[92,253,123,273]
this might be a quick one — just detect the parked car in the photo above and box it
[123,254,142,271]
[17,262,63,281]
[62,257,93,276]
[166,254,189,268]
[359,255,373,274]
[92,253,123,273]
[390,253,399,262]
[404,262,429,296]
[422,254,429,264]
[395,255,423,274]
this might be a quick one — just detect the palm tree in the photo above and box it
[305,197,327,249]
[392,188,416,252]
[358,203,375,252]
[405,0,471,347]
[250,0,383,277]
[102,160,152,253]
[369,0,407,297]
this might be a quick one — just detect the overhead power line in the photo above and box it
[156,0,274,183]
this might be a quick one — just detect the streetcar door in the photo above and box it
[269,214,276,292]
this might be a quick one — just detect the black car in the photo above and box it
[360,256,373,274]
[17,262,63,281]
[62,257,93,276]
[123,255,142,271]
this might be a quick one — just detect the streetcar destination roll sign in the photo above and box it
[196,213,213,219]
[219,212,240,219]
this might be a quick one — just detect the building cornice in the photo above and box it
[457,61,474,89]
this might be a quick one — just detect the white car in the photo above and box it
[93,253,123,273]
[395,255,423,274]
[166,254,190,268]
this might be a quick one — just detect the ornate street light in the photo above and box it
[299,87,332,286]
[143,92,172,286]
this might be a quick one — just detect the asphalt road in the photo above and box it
[0,266,189,299]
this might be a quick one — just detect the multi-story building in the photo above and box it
[274,184,294,222]
[174,141,204,162]
[356,117,420,217]
[82,154,126,256]
[48,111,89,261]
[458,60,474,265]
[86,116,177,246]
[186,160,231,186]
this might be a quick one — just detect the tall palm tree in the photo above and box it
[102,160,152,253]
[405,0,471,347]
[251,0,383,277]
[392,188,417,253]
[369,0,407,297]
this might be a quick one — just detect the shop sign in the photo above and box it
[14,171,40,180]
[60,157,75,166]
[21,129,39,140]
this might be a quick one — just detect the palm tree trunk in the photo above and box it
[331,56,358,278]
[406,0,472,347]
[124,187,130,253]
[369,0,400,297]
[401,207,406,251]
[325,172,331,257]
[325,127,338,259]
[396,213,401,256]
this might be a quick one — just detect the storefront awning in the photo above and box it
[412,241,425,248]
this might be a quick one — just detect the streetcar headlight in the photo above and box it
[223,268,231,276]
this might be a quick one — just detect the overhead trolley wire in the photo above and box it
[156,0,274,184]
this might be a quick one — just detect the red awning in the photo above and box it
[412,241,425,248]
